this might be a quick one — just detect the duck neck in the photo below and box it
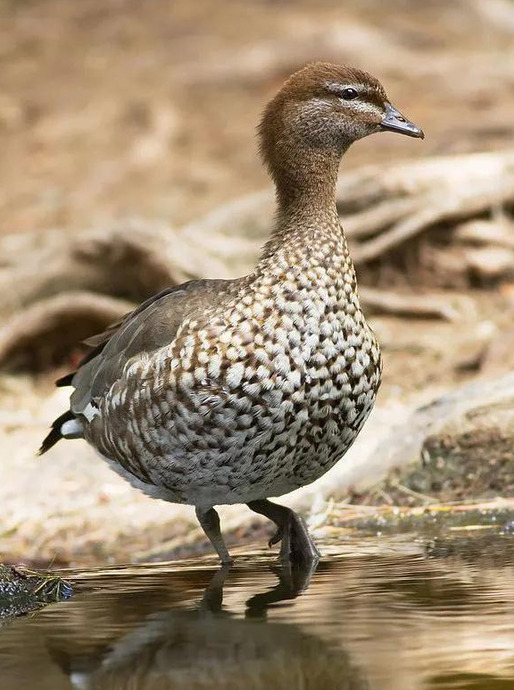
[256,148,353,280]
[275,149,340,222]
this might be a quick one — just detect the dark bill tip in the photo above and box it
[380,102,424,139]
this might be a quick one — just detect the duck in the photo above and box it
[40,63,423,564]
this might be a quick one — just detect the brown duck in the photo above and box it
[40,63,423,563]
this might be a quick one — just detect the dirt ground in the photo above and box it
[1,0,513,235]
[1,0,514,566]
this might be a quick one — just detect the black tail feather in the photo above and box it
[55,373,74,388]
[38,410,75,456]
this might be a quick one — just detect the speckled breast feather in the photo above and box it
[86,210,381,509]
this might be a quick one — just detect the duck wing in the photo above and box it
[40,279,227,454]
[69,278,227,415]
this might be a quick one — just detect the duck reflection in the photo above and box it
[45,561,366,690]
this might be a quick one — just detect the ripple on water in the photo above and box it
[1,530,514,690]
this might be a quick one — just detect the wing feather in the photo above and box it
[66,279,227,415]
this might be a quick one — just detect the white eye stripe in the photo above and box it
[324,81,384,116]
[339,99,383,117]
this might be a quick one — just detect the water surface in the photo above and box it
[2,523,514,690]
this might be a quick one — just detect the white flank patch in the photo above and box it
[61,418,84,439]
[82,402,99,423]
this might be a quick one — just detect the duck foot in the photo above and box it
[247,499,321,563]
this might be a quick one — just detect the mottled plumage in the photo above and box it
[40,63,423,563]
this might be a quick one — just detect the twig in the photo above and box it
[392,483,435,504]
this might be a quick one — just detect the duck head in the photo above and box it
[259,62,423,200]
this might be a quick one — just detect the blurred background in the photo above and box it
[1,0,514,567]
[1,0,513,233]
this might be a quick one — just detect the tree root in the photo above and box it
[1,151,513,372]
[0,292,134,372]
[358,287,462,321]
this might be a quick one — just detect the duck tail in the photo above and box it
[38,410,83,456]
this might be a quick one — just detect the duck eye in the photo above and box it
[341,87,359,100]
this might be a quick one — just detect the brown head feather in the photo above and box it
[259,62,390,207]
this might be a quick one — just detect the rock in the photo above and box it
[381,373,514,503]
[401,399,514,502]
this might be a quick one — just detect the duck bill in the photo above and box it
[380,102,424,139]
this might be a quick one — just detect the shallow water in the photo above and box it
[2,525,514,690]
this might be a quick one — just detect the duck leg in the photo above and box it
[195,507,232,564]
[247,499,321,563]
